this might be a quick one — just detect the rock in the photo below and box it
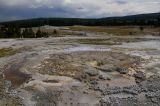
[123,85,142,95]
[151,98,158,103]
[116,67,128,74]
[99,75,111,80]
[99,96,139,106]
[134,71,146,79]
[145,91,160,104]
[90,80,98,85]
[85,68,99,76]
[99,97,111,106]
[134,71,146,83]
[4,80,12,92]
[97,65,116,72]
[141,75,160,92]
[92,83,109,91]
[96,86,123,95]
[105,87,123,95]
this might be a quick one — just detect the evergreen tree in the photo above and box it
[36,28,42,38]
[14,27,21,38]
[22,28,35,38]
[0,27,7,38]
[6,27,14,38]
[53,29,57,34]
[3,27,21,38]
[28,28,35,38]
[36,28,49,38]
[139,26,144,32]
[22,28,28,38]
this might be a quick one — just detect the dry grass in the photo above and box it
[38,58,81,77]
[0,47,30,58]
[70,26,160,35]
[0,48,21,58]
[32,28,83,37]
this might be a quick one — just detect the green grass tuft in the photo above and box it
[0,48,21,58]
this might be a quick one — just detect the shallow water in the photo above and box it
[118,40,160,50]
[114,40,160,59]
[64,45,111,52]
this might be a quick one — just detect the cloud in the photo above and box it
[0,0,160,21]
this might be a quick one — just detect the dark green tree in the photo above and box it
[139,26,144,32]
[5,27,14,38]
[0,27,7,38]
[36,28,42,38]
[22,28,35,38]
[28,28,35,38]
[53,29,57,34]
[22,28,28,38]
[14,27,21,38]
[3,27,21,38]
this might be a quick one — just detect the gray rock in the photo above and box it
[90,80,98,85]
[116,67,128,74]
[98,65,116,72]
[99,75,111,80]
[99,97,111,106]
[4,80,12,92]
[85,69,99,76]
[99,96,139,106]
[134,71,146,83]
[140,75,160,91]
[123,85,143,95]
[95,86,123,95]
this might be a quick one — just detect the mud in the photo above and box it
[3,57,31,87]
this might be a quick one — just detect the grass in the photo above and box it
[38,58,81,77]
[27,26,160,37]
[0,48,22,58]
[70,26,146,36]
[32,28,84,37]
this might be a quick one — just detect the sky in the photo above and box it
[0,0,160,22]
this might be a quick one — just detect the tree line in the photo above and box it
[0,27,54,38]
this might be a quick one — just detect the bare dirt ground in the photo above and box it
[0,29,160,106]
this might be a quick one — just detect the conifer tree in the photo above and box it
[36,28,42,38]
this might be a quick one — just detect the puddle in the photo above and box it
[40,45,111,55]
[4,69,31,87]
[117,40,160,50]
[3,58,31,87]
[64,46,111,52]
[114,40,160,59]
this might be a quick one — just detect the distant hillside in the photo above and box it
[1,12,160,27]
[99,12,160,26]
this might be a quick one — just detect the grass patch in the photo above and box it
[70,26,146,36]
[0,48,21,58]
[56,30,81,36]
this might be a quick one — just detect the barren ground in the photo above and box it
[0,27,160,106]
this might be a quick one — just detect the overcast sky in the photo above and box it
[0,0,160,22]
